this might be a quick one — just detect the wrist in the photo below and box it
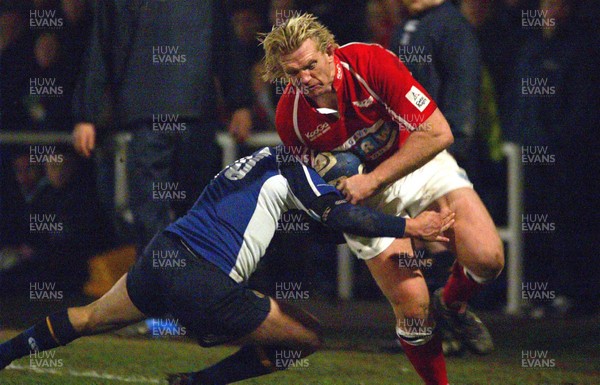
[404,218,415,237]
[368,170,387,192]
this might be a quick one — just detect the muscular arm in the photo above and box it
[340,108,453,203]
[277,147,452,241]
[370,107,453,189]
[312,194,406,238]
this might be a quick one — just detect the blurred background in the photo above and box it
[0,0,598,322]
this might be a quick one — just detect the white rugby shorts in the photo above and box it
[345,150,473,260]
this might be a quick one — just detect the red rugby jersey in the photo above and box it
[275,42,437,170]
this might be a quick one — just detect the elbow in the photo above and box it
[443,129,454,149]
[438,122,454,151]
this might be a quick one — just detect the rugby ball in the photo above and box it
[313,151,364,188]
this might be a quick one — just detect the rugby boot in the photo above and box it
[432,288,494,355]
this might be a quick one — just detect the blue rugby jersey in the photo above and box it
[166,146,339,283]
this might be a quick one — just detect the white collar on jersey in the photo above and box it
[316,107,339,118]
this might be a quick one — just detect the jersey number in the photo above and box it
[223,150,270,181]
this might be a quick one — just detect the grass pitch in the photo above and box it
[0,327,597,385]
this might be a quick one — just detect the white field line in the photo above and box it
[6,363,164,384]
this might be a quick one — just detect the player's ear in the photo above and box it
[325,43,335,58]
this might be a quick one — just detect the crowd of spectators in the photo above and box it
[0,0,597,312]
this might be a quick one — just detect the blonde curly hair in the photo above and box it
[258,13,337,82]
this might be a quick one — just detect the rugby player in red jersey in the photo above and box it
[261,13,504,385]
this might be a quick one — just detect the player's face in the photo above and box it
[279,38,335,99]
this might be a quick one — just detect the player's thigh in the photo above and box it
[242,298,322,352]
[426,188,504,276]
[69,273,146,336]
[365,238,430,320]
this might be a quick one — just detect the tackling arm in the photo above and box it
[277,150,453,241]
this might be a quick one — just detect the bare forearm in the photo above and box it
[370,109,453,189]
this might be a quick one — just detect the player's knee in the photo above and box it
[469,241,504,282]
[276,301,323,353]
[70,305,95,335]
[479,243,505,280]
[401,303,430,321]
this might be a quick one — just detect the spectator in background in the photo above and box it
[365,0,401,47]
[249,61,277,131]
[0,151,48,253]
[72,1,251,254]
[391,0,481,172]
[0,0,91,132]
[27,32,73,131]
[506,0,598,315]
[474,0,537,124]
[38,148,110,289]
[300,0,367,44]
[228,0,302,139]
[226,1,267,143]
[0,148,109,293]
[0,151,47,293]
[0,5,35,132]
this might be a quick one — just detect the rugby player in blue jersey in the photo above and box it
[0,147,454,385]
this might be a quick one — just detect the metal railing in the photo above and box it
[0,131,525,314]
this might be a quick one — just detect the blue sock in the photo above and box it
[0,310,79,369]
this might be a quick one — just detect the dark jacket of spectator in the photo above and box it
[72,0,251,128]
[390,1,481,158]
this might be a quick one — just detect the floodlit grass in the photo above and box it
[0,331,597,385]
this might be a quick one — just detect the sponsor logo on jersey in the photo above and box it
[352,96,374,108]
[405,86,430,112]
[305,122,331,141]
[336,63,342,80]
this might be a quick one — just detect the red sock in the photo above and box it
[443,262,482,310]
[400,334,448,385]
